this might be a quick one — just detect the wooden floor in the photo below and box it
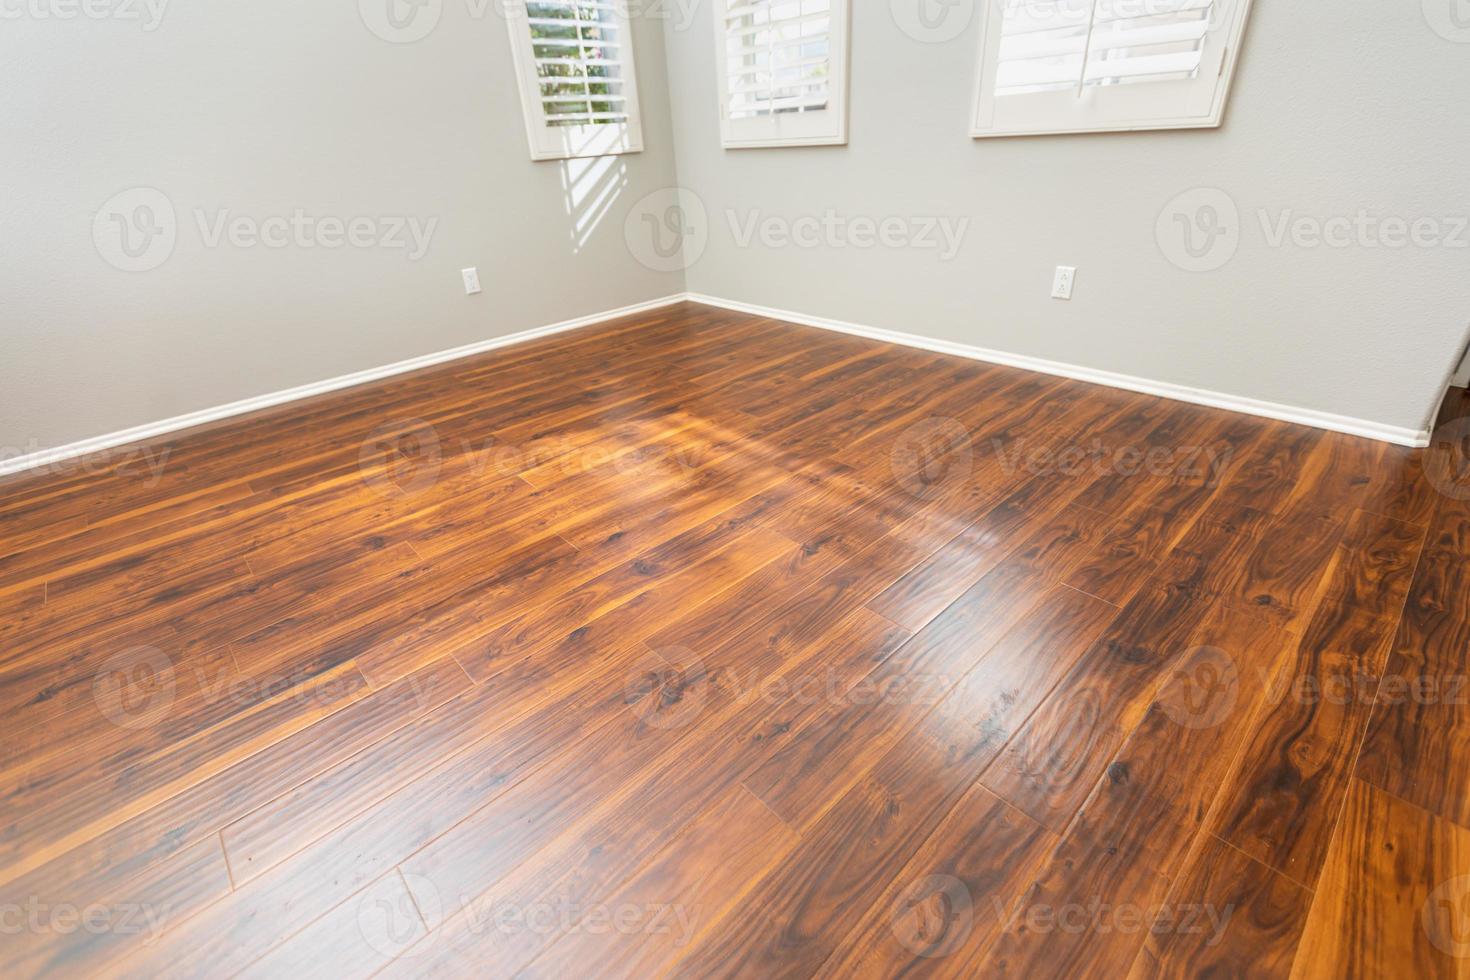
[0,302,1464,978]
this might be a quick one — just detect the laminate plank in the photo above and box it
[814,783,1054,979]
[1062,487,1213,607]
[0,304,722,506]
[0,835,231,978]
[0,658,467,895]
[743,579,1113,832]
[508,783,801,980]
[867,476,1100,632]
[1127,835,1313,980]
[3,556,251,671]
[1211,510,1428,887]
[0,662,371,882]
[1289,778,1470,980]
[1362,443,1440,528]
[1388,498,1470,667]
[0,544,422,782]
[0,639,240,786]
[390,599,918,940]
[109,692,654,977]
[980,500,1270,834]
[184,526,866,975]
[222,525,793,883]
[374,608,912,977]
[974,605,1296,976]
[1355,645,1470,830]
[0,581,44,624]
[234,870,429,979]
[1218,509,1345,634]
[657,584,1115,979]
[1210,422,1326,515]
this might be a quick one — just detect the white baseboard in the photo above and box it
[684,292,1431,449]
[0,294,687,479]
[0,287,1431,481]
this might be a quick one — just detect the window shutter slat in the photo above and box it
[994,0,1216,97]
[722,0,834,122]
[505,0,644,159]
[523,0,632,128]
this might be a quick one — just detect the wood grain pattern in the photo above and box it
[1290,779,1470,980]
[1211,510,1428,887]
[1127,834,1313,980]
[0,302,1454,978]
[974,605,1296,977]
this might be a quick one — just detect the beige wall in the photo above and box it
[1,0,685,456]
[662,0,1470,438]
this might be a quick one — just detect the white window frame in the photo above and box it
[504,0,646,161]
[713,0,852,149]
[971,0,1254,138]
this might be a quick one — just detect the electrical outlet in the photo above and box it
[1051,266,1076,300]
[461,267,482,295]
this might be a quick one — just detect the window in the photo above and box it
[971,0,1253,138]
[713,0,851,149]
[504,1,645,160]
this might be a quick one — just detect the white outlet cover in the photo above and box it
[1052,266,1076,300]
[461,268,482,295]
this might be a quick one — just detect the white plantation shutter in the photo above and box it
[973,0,1253,137]
[714,0,851,148]
[505,0,645,160]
